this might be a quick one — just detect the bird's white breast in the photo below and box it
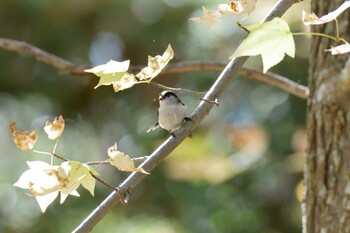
[158,103,186,132]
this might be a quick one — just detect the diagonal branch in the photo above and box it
[72,0,304,232]
[0,38,309,99]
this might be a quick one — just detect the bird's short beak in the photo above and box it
[159,94,165,100]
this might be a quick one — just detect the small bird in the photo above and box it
[147,91,189,134]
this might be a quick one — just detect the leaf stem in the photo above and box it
[33,149,68,162]
[53,138,59,154]
[335,18,340,40]
[292,32,340,42]
[50,138,59,165]
[86,160,110,166]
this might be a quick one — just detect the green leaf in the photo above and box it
[84,60,130,88]
[230,17,295,73]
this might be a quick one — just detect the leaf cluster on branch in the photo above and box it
[4,0,350,232]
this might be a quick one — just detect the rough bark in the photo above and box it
[303,1,350,233]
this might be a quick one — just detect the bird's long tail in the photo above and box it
[146,123,160,133]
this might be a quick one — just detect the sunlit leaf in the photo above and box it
[44,115,65,140]
[9,122,37,151]
[218,0,256,15]
[14,160,95,212]
[189,6,221,28]
[302,1,350,25]
[60,161,96,196]
[35,191,59,213]
[60,190,80,204]
[113,73,137,92]
[14,161,62,195]
[108,143,149,174]
[325,42,350,55]
[135,44,174,80]
[231,17,295,73]
[85,60,130,88]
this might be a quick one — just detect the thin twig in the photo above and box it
[72,1,304,232]
[33,149,69,162]
[0,38,309,99]
[237,22,250,33]
[148,81,206,97]
[89,172,119,193]
[131,155,149,163]
[86,156,148,166]
[89,172,129,205]
[51,153,68,162]
[86,160,110,166]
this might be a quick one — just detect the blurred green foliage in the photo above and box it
[0,0,309,232]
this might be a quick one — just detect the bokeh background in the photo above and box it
[0,0,310,232]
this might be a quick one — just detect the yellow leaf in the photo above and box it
[85,60,130,75]
[14,161,94,212]
[108,143,149,174]
[9,122,37,151]
[44,115,65,140]
[113,73,137,92]
[60,161,96,196]
[189,6,221,28]
[85,60,130,89]
[135,44,174,80]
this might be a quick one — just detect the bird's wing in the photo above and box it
[146,122,160,133]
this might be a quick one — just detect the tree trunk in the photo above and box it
[303,1,350,232]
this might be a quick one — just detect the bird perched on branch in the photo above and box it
[147,91,190,134]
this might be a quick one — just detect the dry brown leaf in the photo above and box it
[189,6,221,28]
[108,144,149,174]
[135,44,174,80]
[44,115,65,140]
[218,0,256,15]
[302,1,350,25]
[112,73,137,92]
[9,122,37,151]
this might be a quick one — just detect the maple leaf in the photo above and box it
[59,161,97,196]
[44,115,65,140]
[189,6,221,28]
[13,161,96,212]
[84,60,130,88]
[108,143,149,174]
[218,0,257,15]
[302,1,350,25]
[9,122,37,151]
[112,73,137,92]
[135,44,174,81]
[231,17,295,73]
